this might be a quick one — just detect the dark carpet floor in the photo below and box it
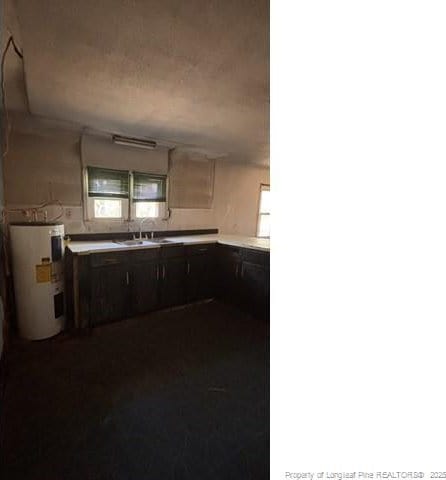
[0,300,269,479]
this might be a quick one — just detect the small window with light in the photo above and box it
[257,184,270,238]
[132,172,167,219]
[87,167,129,220]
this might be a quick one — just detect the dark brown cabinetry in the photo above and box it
[215,244,269,319]
[159,257,186,308]
[88,249,160,327]
[185,244,216,302]
[240,261,269,319]
[127,248,160,315]
[158,245,187,308]
[240,248,270,319]
[215,245,242,305]
[68,241,269,329]
[129,262,159,315]
[90,263,129,325]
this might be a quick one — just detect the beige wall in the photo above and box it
[4,115,269,237]
[82,133,169,175]
[4,122,81,206]
[213,161,269,235]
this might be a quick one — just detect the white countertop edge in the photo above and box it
[67,235,269,255]
[216,240,269,252]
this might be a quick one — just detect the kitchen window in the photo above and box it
[85,167,167,220]
[86,167,129,220]
[257,184,270,238]
[132,172,167,219]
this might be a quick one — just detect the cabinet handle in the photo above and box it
[187,261,190,275]
[240,264,244,278]
[126,271,130,285]
[235,264,239,277]
[162,265,166,280]
[156,265,160,281]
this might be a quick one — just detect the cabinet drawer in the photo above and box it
[241,249,269,267]
[128,248,159,263]
[90,251,128,267]
[185,243,216,256]
[160,245,186,258]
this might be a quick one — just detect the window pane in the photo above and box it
[133,173,166,201]
[134,181,159,200]
[258,214,270,238]
[94,199,122,218]
[88,167,129,198]
[135,202,160,218]
[259,188,270,214]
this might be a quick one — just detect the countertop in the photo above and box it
[66,234,270,255]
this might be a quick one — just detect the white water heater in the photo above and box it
[10,222,65,340]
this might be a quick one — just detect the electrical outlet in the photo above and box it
[65,208,72,218]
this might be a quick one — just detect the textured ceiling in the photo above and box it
[11,0,269,164]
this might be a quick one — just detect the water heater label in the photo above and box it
[36,264,52,283]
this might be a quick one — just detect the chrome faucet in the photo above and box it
[137,218,156,240]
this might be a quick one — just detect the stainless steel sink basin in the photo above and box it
[149,238,171,244]
[149,238,183,245]
[113,239,144,246]
[113,238,183,246]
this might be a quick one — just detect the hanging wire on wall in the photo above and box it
[1,35,23,159]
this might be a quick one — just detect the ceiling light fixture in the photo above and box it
[112,134,157,150]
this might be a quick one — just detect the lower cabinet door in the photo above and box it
[129,262,160,315]
[186,254,215,302]
[159,258,187,308]
[215,245,240,304]
[217,257,242,305]
[240,261,270,319]
[90,264,129,325]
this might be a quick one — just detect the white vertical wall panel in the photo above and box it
[168,149,215,209]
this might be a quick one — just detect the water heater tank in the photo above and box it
[10,222,65,340]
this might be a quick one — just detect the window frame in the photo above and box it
[132,201,167,220]
[256,183,270,239]
[87,197,129,222]
[132,171,168,219]
[83,167,168,222]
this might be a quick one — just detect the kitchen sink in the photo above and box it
[149,238,183,245]
[113,238,183,246]
[149,238,171,244]
[113,239,144,246]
